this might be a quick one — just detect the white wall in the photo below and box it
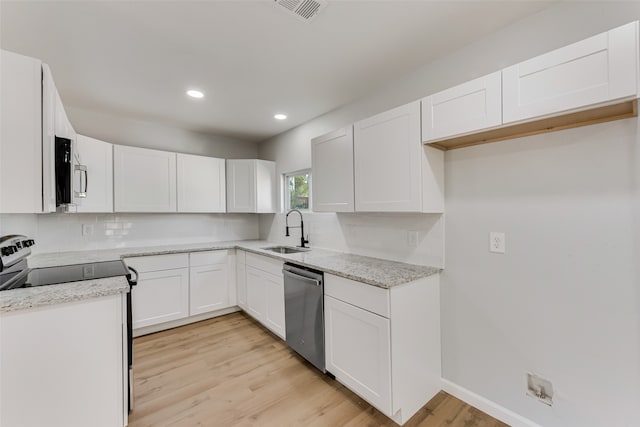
[66,106,258,158]
[0,213,258,254]
[258,2,640,426]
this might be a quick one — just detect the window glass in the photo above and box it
[285,171,310,210]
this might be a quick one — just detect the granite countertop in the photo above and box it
[28,240,440,288]
[1,276,129,313]
[2,240,439,314]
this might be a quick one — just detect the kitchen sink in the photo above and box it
[262,246,310,254]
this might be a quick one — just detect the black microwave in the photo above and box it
[54,136,87,207]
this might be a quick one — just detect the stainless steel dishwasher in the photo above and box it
[283,263,325,373]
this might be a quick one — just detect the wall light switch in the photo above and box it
[489,232,505,253]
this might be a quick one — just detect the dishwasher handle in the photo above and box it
[283,269,322,286]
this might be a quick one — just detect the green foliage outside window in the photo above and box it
[288,173,309,210]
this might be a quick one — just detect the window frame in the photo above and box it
[283,169,312,212]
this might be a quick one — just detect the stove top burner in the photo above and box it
[0,260,131,291]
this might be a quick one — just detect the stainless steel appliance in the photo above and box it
[0,235,137,412]
[283,263,325,372]
[55,136,87,208]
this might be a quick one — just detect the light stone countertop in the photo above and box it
[0,276,129,313]
[2,240,440,313]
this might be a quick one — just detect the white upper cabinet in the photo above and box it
[226,159,276,213]
[114,145,177,212]
[354,101,443,213]
[0,50,43,213]
[422,71,502,142]
[177,153,226,213]
[75,135,113,213]
[311,126,355,212]
[503,21,639,124]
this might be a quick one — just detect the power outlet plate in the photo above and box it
[82,224,94,236]
[489,232,505,253]
[407,230,419,248]
[526,372,553,406]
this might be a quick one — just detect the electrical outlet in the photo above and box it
[526,372,553,406]
[82,224,94,236]
[489,232,505,253]
[407,230,419,248]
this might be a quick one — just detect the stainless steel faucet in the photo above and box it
[285,209,309,248]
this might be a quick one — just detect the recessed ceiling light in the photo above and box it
[274,113,287,120]
[186,90,204,99]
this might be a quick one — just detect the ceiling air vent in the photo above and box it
[274,0,327,23]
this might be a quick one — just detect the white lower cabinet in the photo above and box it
[242,253,285,339]
[0,294,127,427]
[325,295,392,414]
[127,254,190,329]
[324,273,441,426]
[126,250,237,335]
[189,250,232,315]
[236,250,247,310]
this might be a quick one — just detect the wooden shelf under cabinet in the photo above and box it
[427,99,638,151]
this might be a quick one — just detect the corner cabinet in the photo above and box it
[114,145,177,212]
[503,21,638,124]
[75,135,114,213]
[189,250,234,315]
[226,159,276,213]
[311,126,355,212]
[354,101,444,213]
[177,153,226,213]
[422,71,502,143]
[324,273,441,426]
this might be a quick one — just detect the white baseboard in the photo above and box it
[133,306,241,337]
[441,379,542,427]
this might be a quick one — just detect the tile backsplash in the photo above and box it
[0,213,259,254]
[259,212,444,268]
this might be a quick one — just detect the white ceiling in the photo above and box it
[1,1,554,142]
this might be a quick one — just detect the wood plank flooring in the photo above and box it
[128,312,508,427]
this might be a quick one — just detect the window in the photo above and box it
[284,170,311,211]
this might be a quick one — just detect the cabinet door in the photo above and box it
[113,145,177,212]
[131,268,189,329]
[226,159,256,212]
[177,153,226,213]
[255,160,276,213]
[264,271,286,339]
[0,50,42,213]
[236,250,247,310]
[325,295,392,416]
[422,71,502,142]
[503,21,638,124]
[245,265,267,322]
[75,135,113,213]
[311,126,355,212]
[354,101,422,212]
[190,263,229,315]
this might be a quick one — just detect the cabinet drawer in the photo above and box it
[324,274,390,318]
[245,252,283,276]
[124,253,188,273]
[190,250,228,267]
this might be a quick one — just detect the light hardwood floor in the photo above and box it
[128,312,508,427]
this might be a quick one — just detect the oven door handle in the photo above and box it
[127,266,138,286]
